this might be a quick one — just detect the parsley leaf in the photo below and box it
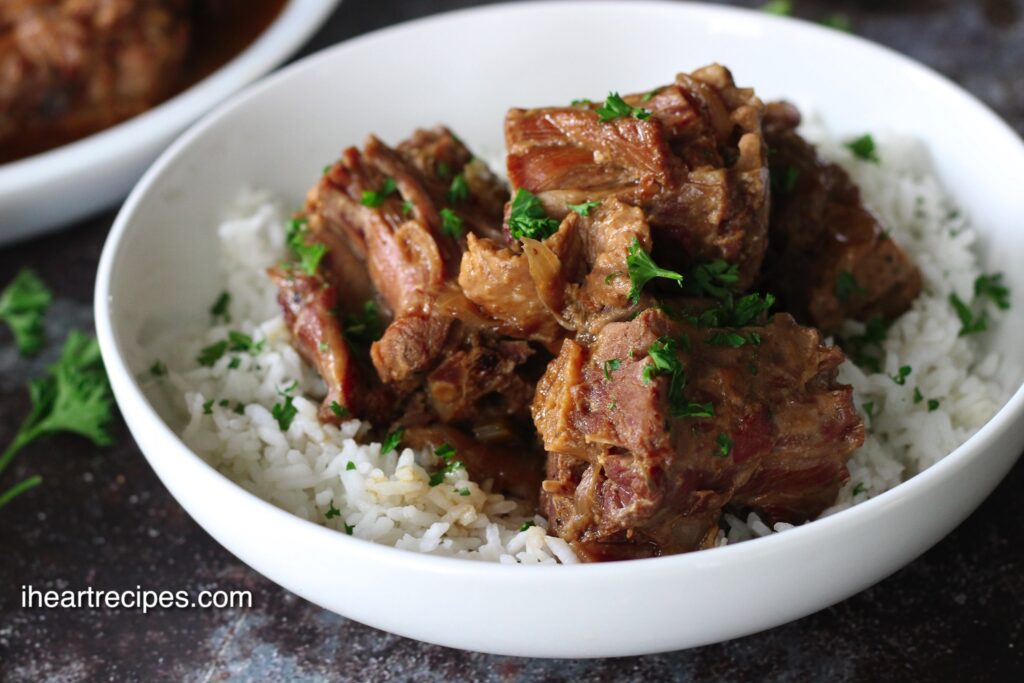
[440,208,464,238]
[271,390,297,431]
[447,174,470,204]
[844,314,889,373]
[761,0,792,15]
[975,273,1010,310]
[626,238,684,304]
[330,401,349,419]
[603,358,621,380]
[202,399,214,415]
[346,461,356,471]
[0,269,52,356]
[343,300,384,346]
[676,402,715,418]
[714,433,733,458]
[845,134,880,163]
[325,501,341,519]
[681,260,740,300]
[285,217,328,275]
[381,427,404,455]
[890,365,912,385]
[0,331,114,509]
[852,482,867,496]
[149,361,167,378]
[519,521,536,532]
[706,331,748,348]
[822,13,852,31]
[508,188,561,241]
[570,98,592,107]
[596,92,652,122]
[927,399,940,412]
[197,340,228,367]
[401,199,414,216]
[435,443,457,460]
[913,387,924,404]
[361,177,398,208]
[835,271,865,302]
[567,200,601,217]
[210,292,231,324]
[950,292,987,336]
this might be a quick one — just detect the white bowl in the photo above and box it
[0,0,339,245]
[95,1,1024,657]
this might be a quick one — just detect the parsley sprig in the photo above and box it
[626,238,684,304]
[0,269,52,356]
[0,331,114,510]
[845,134,880,163]
[508,188,560,241]
[343,300,384,347]
[596,92,652,123]
[286,217,328,276]
[429,442,465,486]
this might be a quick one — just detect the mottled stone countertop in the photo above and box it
[1,1,1022,680]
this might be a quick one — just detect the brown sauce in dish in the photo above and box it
[0,0,288,165]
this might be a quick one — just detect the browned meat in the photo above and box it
[267,267,393,425]
[402,425,544,503]
[534,307,863,561]
[761,101,922,333]
[0,0,190,162]
[456,197,654,346]
[505,64,769,288]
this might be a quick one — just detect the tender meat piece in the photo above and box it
[534,307,863,561]
[456,198,653,346]
[402,425,544,503]
[0,0,189,162]
[761,101,922,333]
[505,64,769,288]
[267,267,393,425]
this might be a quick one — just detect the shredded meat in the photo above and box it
[505,64,769,288]
[761,101,922,333]
[534,307,864,561]
[0,0,189,161]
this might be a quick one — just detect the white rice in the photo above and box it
[152,129,1013,561]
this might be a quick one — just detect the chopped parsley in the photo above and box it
[975,273,1010,310]
[567,200,601,217]
[772,166,800,194]
[689,292,776,328]
[714,433,733,458]
[596,92,651,122]
[603,358,621,380]
[706,331,748,348]
[285,217,327,276]
[435,443,457,460]
[640,337,707,419]
[202,400,214,415]
[429,455,465,487]
[641,89,659,102]
[346,461,356,471]
[852,482,867,496]
[330,401,349,419]
[344,300,384,346]
[447,174,470,204]
[508,188,560,241]
[913,387,924,404]
[219,399,230,408]
[677,402,714,418]
[844,314,889,373]
[927,399,940,412]
[343,522,355,535]
[381,427,404,455]
[862,400,877,426]
[950,292,987,336]
[325,501,341,519]
[210,291,231,324]
[197,340,228,367]
[845,134,880,163]
[835,271,864,302]
[149,361,167,378]
[228,356,241,370]
[761,0,792,15]
[0,268,52,357]
[360,177,398,208]
[233,402,245,415]
[626,238,684,304]
[682,260,739,300]
[459,488,471,496]
[436,161,451,179]
[0,331,114,510]
[890,365,912,385]
[401,199,414,216]
[570,98,592,107]
[227,330,259,353]
[271,389,297,431]
[519,521,536,532]
[440,208,464,238]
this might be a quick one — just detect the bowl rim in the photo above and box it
[0,0,340,191]
[95,0,1024,577]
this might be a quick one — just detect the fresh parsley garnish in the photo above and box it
[440,208,464,238]
[844,314,889,373]
[706,331,748,348]
[852,482,867,496]
[913,387,924,404]
[950,292,987,336]
[890,365,912,385]
[927,399,940,412]
[210,291,231,324]
[381,427,404,455]
[330,401,349,419]
[714,433,733,458]
[0,331,114,510]
[0,269,52,356]
[346,461,356,471]
[641,89,659,102]
[227,330,260,353]
[435,443,457,460]
[286,217,327,276]
[202,399,214,415]
[325,501,341,519]
[508,188,560,241]
[271,393,297,431]
[603,358,621,380]
[436,162,451,179]
[567,200,601,217]
[845,134,880,163]
[822,13,852,31]
[862,400,877,426]
[570,98,592,107]
[626,238,684,304]
[447,174,470,204]
[361,177,398,208]
[596,92,652,122]
[681,260,740,300]
[975,273,1010,310]
[197,340,228,367]
[677,402,714,418]
[149,361,167,378]
[344,300,384,346]
[401,199,414,216]
[519,521,536,532]
[761,0,792,15]
[835,271,864,302]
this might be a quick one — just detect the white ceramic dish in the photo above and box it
[0,0,339,245]
[95,1,1024,658]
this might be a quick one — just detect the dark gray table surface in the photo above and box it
[1,1,1022,680]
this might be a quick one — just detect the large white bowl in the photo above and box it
[95,1,1024,658]
[0,0,339,245]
